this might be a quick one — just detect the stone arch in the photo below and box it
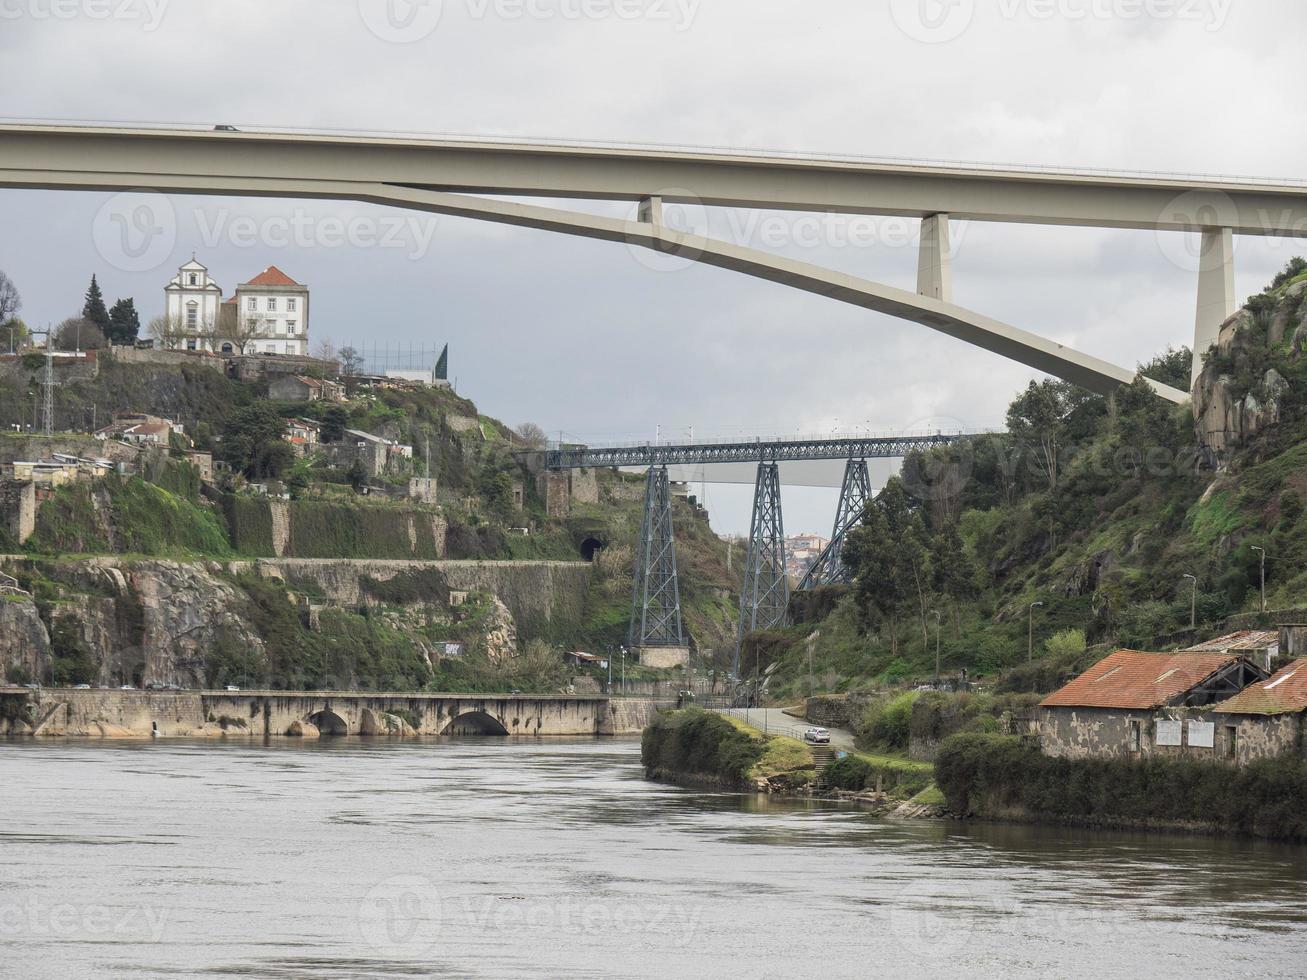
[220,342,234,354]
[308,709,349,736]
[442,710,510,736]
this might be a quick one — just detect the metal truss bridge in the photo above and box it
[549,432,970,674]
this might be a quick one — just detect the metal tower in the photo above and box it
[628,465,685,649]
[735,461,788,674]
[797,457,872,590]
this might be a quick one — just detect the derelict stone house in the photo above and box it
[1211,659,1307,764]
[1039,650,1268,761]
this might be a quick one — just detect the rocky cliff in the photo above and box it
[1193,280,1305,462]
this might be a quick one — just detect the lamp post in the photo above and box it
[932,610,942,684]
[1251,546,1267,614]
[1182,574,1197,629]
[1028,601,1044,663]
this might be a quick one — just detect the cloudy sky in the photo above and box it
[2,0,1305,533]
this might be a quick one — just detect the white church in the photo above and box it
[163,258,311,356]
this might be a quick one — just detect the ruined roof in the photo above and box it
[1185,630,1279,652]
[1040,650,1241,710]
[1213,660,1307,716]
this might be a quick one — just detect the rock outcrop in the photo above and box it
[0,597,51,683]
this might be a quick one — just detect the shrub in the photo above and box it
[640,709,765,787]
[858,691,919,751]
[934,732,1307,841]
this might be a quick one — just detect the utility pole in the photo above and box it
[1183,574,1197,629]
[1252,547,1267,614]
[806,630,819,699]
[1028,601,1044,663]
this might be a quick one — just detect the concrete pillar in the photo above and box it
[1193,227,1236,389]
[638,195,663,227]
[917,213,953,303]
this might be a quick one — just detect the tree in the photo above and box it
[320,405,350,443]
[0,269,20,325]
[221,403,290,478]
[106,298,141,345]
[843,478,930,656]
[53,316,106,351]
[82,275,111,336]
[214,305,265,354]
[313,338,337,362]
[148,314,187,349]
[516,422,548,449]
[338,346,364,395]
[2,316,30,352]
[346,459,368,492]
[1006,380,1069,492]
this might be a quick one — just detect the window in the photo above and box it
[186,304,198,329]
[267,298,277,312]
[1128,720,1142,753]
[186,339,197,351]
[188,273,197,286]
[1225,726,1238,759]
[247,298,257,312]
[287,298,297,312]
[287,320,297,333]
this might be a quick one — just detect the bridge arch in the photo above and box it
[308,709,349,736]
[442,710,510,736]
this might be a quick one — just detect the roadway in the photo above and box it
[716,706,856,751]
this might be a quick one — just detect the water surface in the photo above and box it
[1,737,1305,978]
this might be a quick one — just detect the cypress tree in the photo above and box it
[82,275,111,335]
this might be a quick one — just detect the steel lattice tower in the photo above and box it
[798,457,871,590]
[628,465,685,649]
[735,462,788,675]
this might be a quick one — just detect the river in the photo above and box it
[1,737,1305,978]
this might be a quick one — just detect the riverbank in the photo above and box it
[640,708,945,816]
[937,733,1307,843]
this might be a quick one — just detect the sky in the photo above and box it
[1,0,1305,534]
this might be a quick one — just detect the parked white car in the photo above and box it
[803,727,831,744]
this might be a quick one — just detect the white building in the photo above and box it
[163,258,223,349]
[160,260,311,355]
[232,266,311,356]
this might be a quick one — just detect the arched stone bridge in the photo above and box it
[0,689,659,738]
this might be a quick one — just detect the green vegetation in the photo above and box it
[641,708,820,788]
[748,259,1307,700]
[822,752,933,798]
[935,733,1307,842]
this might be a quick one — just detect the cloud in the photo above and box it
[1,0,1305,534]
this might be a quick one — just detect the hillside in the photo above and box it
[749,258,1307,702]
[0,352,740,691]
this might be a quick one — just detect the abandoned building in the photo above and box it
[1211,659,1307,765]
[1039,650,1268,760]
[1184,630,1280,673]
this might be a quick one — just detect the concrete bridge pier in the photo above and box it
[1193,227,1236,389]
[917,213,953,303]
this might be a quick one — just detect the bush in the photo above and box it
[857,691,920,751]
[640,709,765,787]
[822,753,932,797]
[934,733,1307,841]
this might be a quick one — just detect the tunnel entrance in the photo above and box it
[308,709,349,736]
[442,711,510,736]
[580,537,605,562]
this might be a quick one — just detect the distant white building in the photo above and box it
[160,260,310,355]
[163,258,223,350]
[231,266,311,356]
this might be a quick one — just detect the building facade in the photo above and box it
[163,258,223,350]
[1212,659,1307,764]
[1038,650,1267,761]
[231,266,311,356]
[161,260,310,356]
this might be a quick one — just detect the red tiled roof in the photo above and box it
[1040,650,1241,710]
[242,265,300,287]
[1185,630,1278,652]
[1213,660,1307,716]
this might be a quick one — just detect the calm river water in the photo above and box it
[1,737,1305,978]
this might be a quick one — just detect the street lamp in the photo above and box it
[932,610,943,684]
[1251,547,1267,614]
[1028,601,1044,663]
[1182,574,1197,629]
